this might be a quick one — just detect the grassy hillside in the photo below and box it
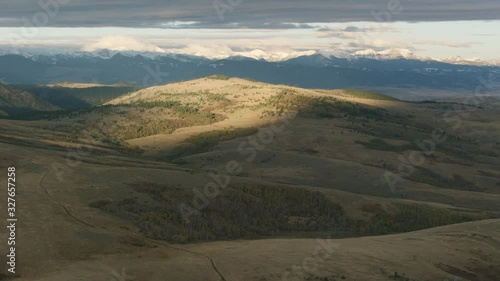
[17,84,136,110]
[1,77,499,281]
[343,89,400,101]
[0,84,60,115]
[168,128,259,159]
[0,83,135,117]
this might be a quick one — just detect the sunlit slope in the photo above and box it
[104,76,405,154]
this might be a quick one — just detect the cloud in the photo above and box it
[165,44,234,59]
[161,21,317,29]
[414,40,482,48]
[471,33,496,37]
[322,26,377,33]
[316,25,389,39]
[0,17,21,24]
[315,24,412,52]
[346,39,414,51]
[81,36,165,52]
[0,0,499,28]
[339,38,482,55]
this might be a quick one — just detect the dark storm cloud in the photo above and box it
[0,0,499,28]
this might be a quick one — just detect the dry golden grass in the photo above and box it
[1,77,499,280]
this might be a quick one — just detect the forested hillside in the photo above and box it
[0,84,60,115]
[0,83,135,116]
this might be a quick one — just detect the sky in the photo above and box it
[0,0,499,60]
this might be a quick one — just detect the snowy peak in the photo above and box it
[377,48,415,59]
[0,46,499,66]
[0,46,318,63]
[353,48,420,60]
[265,50,317,62]
[440,56,499,66]
[179,49,317,62]
[352,49,378,57]
[352,48,499,66]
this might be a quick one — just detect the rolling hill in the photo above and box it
[0,84,60,115]
[0,77,499,280]
[1,52,499,101]
[0,83,135,117]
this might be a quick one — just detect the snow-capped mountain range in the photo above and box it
[0,46,499,66]
[1,44,499,91]
[351,48,500,67]
[0,46,316,63]
[352,48,428,61]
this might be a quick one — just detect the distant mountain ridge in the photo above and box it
[1,46,499,66]
[0,48,499,95]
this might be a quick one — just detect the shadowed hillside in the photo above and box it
[0,77,499,281]
[0,84,60,115]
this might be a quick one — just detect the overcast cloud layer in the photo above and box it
[1,0,500,28]
[0,1,499,60]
